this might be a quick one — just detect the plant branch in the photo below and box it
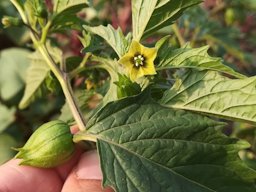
[37,42,86,131]
[11,1,87,131]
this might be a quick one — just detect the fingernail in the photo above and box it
[75,150,103,180]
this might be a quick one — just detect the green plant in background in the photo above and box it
[1,0,256,191]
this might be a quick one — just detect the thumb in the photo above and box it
[62,150,113,192]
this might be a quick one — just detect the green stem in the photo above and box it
[11,1,86,131]
[172,23,185,47]
[40,21,52,43]
[37,45,86,131]
[73,133,97,143]
[10,0,27,23]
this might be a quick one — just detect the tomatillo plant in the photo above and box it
[4,0,256,191]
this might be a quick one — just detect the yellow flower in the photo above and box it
[118,41,157,81]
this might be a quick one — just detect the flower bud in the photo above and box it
[1,16,22,28]
[15,120,75,168]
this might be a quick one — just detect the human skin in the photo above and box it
[0,126,114,192]
[0,150,113,192]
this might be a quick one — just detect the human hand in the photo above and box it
[0,149,113,192]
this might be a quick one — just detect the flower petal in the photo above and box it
[129,41,142,55]
[130,67,144,81]
[142,47,157,61]
[118,54,133,69]
[142,62,157,76]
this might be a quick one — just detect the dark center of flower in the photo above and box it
[133,55,145,67]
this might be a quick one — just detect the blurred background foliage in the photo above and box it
[0,0,256,169]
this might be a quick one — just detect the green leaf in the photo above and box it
[132,0,202,40]
[131,0,158,41]
[24,0,45,27]
[80,32,104,54]
[157,43,245,79]
[76,92,256,192]
[114,74,141,99]
[0,48,30,101]
[84,25,132,58]
[90,56,120,105]
[53,0,88,13]
[51,13,85,31]
[161,70,256,124]
[51,0,88,31]
[0,104,15,133]
[19,51,50,109]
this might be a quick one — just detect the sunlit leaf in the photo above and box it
[53,0,88,13]
[157,42,245,78]
[50,0,88,31]
[84,25,132,58]
[132,0,202,40]
[161,70,256,124]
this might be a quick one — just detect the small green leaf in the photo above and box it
[131,0,158,41]
[114,74,141,99]
[76,91,256,192]
[161,70,256,124]
[0,48,30,101]
[50,0,88,31]
[53,0,88,13]
[84,25,132,58]
[24,0,45,27]
[144,0,202,38]
[90,56,120,105]
[157,43,245,79]
[0,104,15,133]
[80,32,104,54]
[51,13,85,31]
[132,0,202,40]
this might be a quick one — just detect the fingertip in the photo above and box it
[62,150,114,192]
[55,146,82,180]
[0,159,62,192]
[75,150,103,180]
[62,173,113,192]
